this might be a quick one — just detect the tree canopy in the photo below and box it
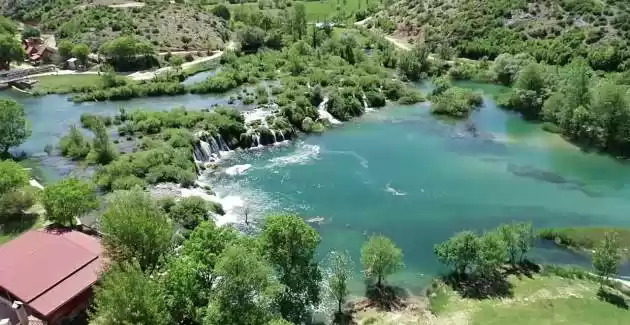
[593,232,621,285]
[0,99,31,154]
[100,188,173,272]
[42,178,98,226]
[0,33,24,70]
[0,160,28,195]
[360,235,403,287]
[260,214,321,324]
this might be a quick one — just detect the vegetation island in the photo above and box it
[0,0,630,324]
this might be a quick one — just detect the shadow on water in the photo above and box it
[506,163,603,197]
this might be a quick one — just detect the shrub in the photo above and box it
[58,125,91,160]
[431,87,482,118]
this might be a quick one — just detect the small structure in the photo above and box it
[65,58,78,70]
[0,229,104,325]
[22,39,55,64]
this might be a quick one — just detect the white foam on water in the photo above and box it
[265,143,320,168]
[244,108,273,124]
[317,97,342,125]
[225,164,252,176]
[385,183,407,196]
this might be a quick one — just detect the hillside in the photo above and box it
[1,0,229,51]
[383,0,630,71]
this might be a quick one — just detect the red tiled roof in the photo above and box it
[0,230,103,317]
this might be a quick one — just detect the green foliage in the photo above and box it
[397,44,430,81]
[57,40,74,60]
[211,4,231,20]
[260,214,321,324]
[0,160,28,195]
[0,99,31,153]
[498,222,535,265]
[0,34,25,69]
[99,36,156,71]
[0,17,17,35]
[162,255,208,325]
[430,87,482,118]
[58,125,91,160]
[42,178,97,226]
[71,43,90,65]
[204,244,281,325]
[427,280,449,315]
[538,227,630,255]
[100,188,173,272]
[86,121,117,165]
[360,235,403,287]
[327,250,353,314]
[592,232,621,284]
[434,230,480,275]
[476,231,507,275]
[0,186,37,219]
[22,26,40,38]
[168,196,223,231]
[91,262,171,325]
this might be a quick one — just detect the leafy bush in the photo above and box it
[431,87,482,118]
[58,125,91,160]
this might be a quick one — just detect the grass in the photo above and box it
[34,74,105,93]
[538,227,630,255]
[0,205,45,244]
[436,273,630,325]
[299,0,375,21]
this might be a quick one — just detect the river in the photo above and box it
[7,80,630,293]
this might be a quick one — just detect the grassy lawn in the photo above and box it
[0,204,45,244]
[299,0,375,21]
[34,74,105,93]
[435,273,630,325]
[538,227,630,257]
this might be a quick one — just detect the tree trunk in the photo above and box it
[377,275,382,287]
[338,300,342,314]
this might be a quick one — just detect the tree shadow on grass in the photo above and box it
[443,272,514,300]
[364,283,410,311]
[0,212,39,242]
[331,311,357,325]
[597,287,629,310]
[505,260,541,279]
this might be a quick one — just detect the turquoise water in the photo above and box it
[209,84,630,292]
[8,81,630,293]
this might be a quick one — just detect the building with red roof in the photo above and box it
[0,229,104,325]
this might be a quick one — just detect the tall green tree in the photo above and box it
[204,244,281,325]
[498,224,519,265]
[0,17,17,35]
[42,178,97,226]
[162,255,208,325]
[100,188,173,272]
[515,222,535,263]
[58,125,91,160]
[0,99,31,154]
[397,44,429,81]
[71,43,90,65]
[0,34,25,70]
[0,160,28,195]
[90,262,171,325]
[87,121,117,164]
[260,214,321,324]
[360,235,404,287]
[592,232,621,287]
[57,40,74,60]
[289,3,307,41]
[328,250,353,314]
[434,231,479,276]
[181,220,238,284]
[476,231,507,275]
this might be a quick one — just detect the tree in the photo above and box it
[397,44,430,81]
[0,17,17,35]
[181,220,238,283]
[328,251,353,314]
[434,231,479,276]
[0,99,31,154]
[100,188,173,272]
[515,62,546,94]
[289,3,307,41]
[204,244,280,325]
[57,40,74,60]
[71,44,90,65]
[593,232,621,287]
[168,55,184,68]
[0,34,25,70]
[169,196,212,230]
[58,125,91,160]
[238,26,266,52]
[361,235,403,287]
[0,160,28,195]
[162,255,208,325]
[515,222,534,263]
[490,53,532,86]
[498,224,519,265]
[260,214,321,324]
[42,178,97,226]
[211,4,231,20]
[21,26,40,39]
[87,121,117,164]
[476,231,507,275]
[90,262,171,325]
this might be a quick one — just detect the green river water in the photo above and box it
[6,80,630,294]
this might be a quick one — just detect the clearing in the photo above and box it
[34,74,107,93]
[351,272,630,325]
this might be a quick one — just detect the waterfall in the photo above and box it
[270,129,278,144]
[255,134,263,147]
[362,91,374,112]
[278,130,285,142]
[217,134,230,152]
[317,97,342,125]
[209,136,221,153]
[199,140,214,159]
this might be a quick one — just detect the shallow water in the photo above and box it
[9,81,630,293]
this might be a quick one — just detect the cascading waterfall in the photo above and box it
[278,130,285,142]
[270,129,278,144]
[217,134,230,152]
[193,132,234,167]
[317,97,342,125]
[362,91,374,112]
